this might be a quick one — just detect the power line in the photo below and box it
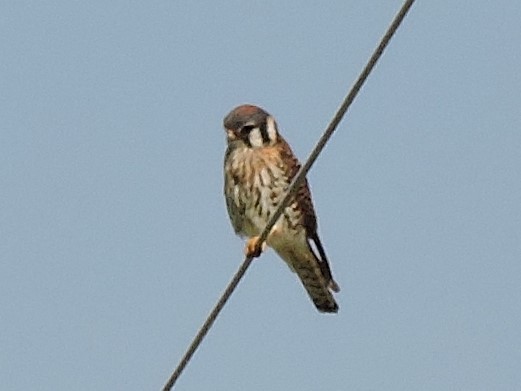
[162,1,416,389]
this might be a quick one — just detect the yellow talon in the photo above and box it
[245,236,265,258]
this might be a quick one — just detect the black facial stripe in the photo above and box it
[240,125,254,135]
[259,122,270,144]
[238,125,253,147]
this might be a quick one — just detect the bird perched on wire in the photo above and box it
[223,104,340,313]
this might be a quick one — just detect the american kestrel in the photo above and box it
[223,104,340,313]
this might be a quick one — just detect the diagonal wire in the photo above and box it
[162,0,415,389]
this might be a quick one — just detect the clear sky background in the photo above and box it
[1,1,520,390]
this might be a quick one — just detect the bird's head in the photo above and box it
[223,104,279,148]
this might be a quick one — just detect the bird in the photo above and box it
[223,104,340,313]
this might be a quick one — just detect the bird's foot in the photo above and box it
[244,236,265,258]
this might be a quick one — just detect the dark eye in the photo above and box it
[240,125,254,135]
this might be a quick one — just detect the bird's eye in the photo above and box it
[240,125,255,135]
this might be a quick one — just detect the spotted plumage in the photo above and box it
[223,104,340,313]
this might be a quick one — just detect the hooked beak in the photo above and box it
[226,128,238,141]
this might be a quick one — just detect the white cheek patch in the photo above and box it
[248,127,264,148]
[266,116,278,143]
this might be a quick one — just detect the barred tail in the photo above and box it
[274,246,339,313]
[294,260,339,313]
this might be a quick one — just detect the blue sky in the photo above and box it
[1,1,520,390]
